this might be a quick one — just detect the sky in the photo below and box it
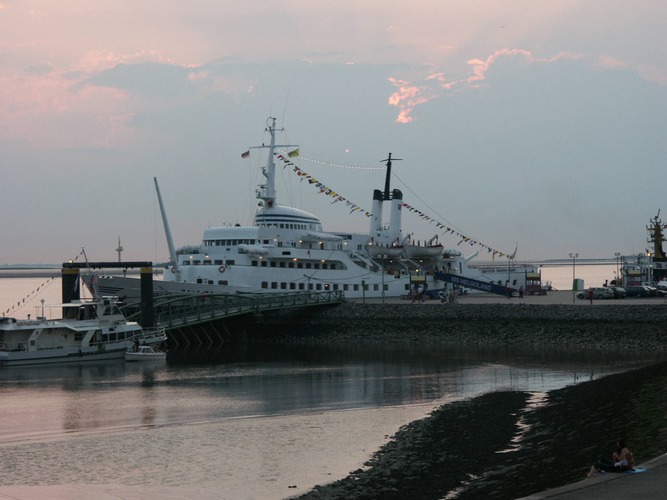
[1,1,666,265]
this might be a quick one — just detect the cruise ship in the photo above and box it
[89,118,542,300]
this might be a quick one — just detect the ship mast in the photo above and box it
[254,117,298,208]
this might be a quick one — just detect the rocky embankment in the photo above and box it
[255,302,667,499]
[269,302,667,500]
[258,302,667,352]
[297,361,667,500]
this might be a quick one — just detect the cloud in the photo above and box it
[85,62,196,97]
[387,77,438,124]
[387,48,587,123]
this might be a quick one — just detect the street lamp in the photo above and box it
[380,255,386,304]
[614,252,621,286]
[569,253,579,304]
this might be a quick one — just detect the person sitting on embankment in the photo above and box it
[587,438,635,477]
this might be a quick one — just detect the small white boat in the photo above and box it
[125,345,167,362]
[404,244,444,259]
[0,297,166,367]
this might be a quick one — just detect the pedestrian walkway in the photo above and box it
[519,453,667,499]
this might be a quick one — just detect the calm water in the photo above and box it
[0,272,647,499]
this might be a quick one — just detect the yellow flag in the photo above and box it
[288,148,300,157]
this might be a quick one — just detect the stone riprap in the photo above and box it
[258,302,667,353]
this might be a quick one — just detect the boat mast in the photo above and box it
[154,177,180,278]
[254,117,298,208]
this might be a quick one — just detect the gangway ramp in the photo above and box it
[122,290,344,348]
[434,271,516,297]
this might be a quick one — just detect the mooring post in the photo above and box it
[61,267,80,304]
[140,266,154,328]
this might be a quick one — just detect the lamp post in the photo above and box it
[569,253,579,304]
[614,252,621,286]
[381,255,386,304]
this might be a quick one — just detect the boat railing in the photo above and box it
[0,341,29,352]
[134,327,167,343]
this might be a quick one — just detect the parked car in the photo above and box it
[608,286,626,299]
[624,286,652,297]
[646,286,667,297]
[576,287,615,300]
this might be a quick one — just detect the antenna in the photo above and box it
[115,237,123,262]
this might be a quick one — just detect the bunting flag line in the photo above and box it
[276,154,372,218]
[276,152,515,259]
[400,201,514,259]
[287,148,299,158]
[2,249,85,317]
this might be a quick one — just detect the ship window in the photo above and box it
[333,284,339,291]
[305,263,312,269]
[204,260,211,265]
[316,284,322,290]
[288,262,294,268]
[261,261,267,267]
[196,278,203,284]
[314,263,320,269]
[404,284,410,291]
[192,260,201,265]
[270,262,276,267]
[280,283,287,289]
[226,260,235,265]
[373,284,379,291]
[321,263,327,269]
[261,281,268,288]
[218,280,227,285]
[297,263,303,269]
[383,284,388,291]
[279,262,285,268]
[214,260,223,265]
[208,280,214,284]
[290,283,296,290]
[343,285,349,291]
[281,251,291,255]
[308,284,313,290]
[263,240,269,244]
[298,283,304,290]
[271,282,278,289]
[251,261,258,266]
[512,280,517,286]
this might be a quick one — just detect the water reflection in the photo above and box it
[0,342,655,444]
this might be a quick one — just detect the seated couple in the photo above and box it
[588,439,635,477]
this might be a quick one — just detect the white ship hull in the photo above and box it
[86,118,542,301]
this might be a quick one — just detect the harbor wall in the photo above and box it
[253,302,667,353]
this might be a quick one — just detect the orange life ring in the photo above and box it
[219,266,226,273]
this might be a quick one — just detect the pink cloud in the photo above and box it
[387,76,440,124]
[388,48,586,123]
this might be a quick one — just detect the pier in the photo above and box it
[61,261,343,348]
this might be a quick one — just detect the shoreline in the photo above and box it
[296,361,667,499]
[254,294,667,498]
